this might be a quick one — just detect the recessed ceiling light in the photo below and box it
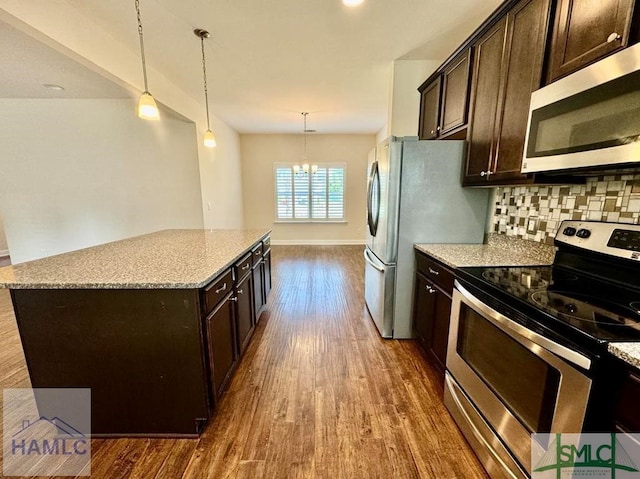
[43,84,65,91]
[342,0,364,6]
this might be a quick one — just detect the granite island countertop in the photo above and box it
[0,229,271,289]
[415,234,556,268]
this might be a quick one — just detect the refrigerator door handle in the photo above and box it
[364,248,385,273]
[367,162,380,237]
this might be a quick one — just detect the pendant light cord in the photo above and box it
[200,37,211,131]
[135,0,150,93]
[303,112,308,160]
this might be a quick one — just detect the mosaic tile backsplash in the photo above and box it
[492,174,640,244]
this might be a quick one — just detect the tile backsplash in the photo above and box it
[492,174,640,244]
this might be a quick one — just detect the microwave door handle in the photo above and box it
[454,281,591,370]
[364,249,385,273]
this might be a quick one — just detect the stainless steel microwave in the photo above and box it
[522,43,640,174]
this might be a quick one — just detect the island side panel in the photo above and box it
[11,288,210,436]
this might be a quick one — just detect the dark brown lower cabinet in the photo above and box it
[614,365,640,432]
[205,294,238,401]
[413,273,453,374]
[413,251,456,379]
[263,248,272,303]
[252,260,265,321]
[236,272,254,356]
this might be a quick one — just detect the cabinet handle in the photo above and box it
[238,289,243,294]
[436,126,441,131]
[430,130,435,135]
[242,264,250,270]
[215,282,227,293]
[480,171,493,177]
[428,267,439,276]
[426,286,436,294]
[254,251,261,256]
[228,296,238,302]
[607,32,622,43]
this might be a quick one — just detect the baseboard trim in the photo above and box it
[271,240,365,246]
[0,249,9,258]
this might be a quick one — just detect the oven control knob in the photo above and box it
[576,229,591,239]
[563,227,577,236]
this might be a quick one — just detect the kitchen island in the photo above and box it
[0,229,271,437]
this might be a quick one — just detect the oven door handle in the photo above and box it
[454,280,592,371]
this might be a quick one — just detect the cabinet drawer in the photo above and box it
[262,236,271,252]
[251,244,264,266]
[415,252,454,293]
[202,269,233,315]
[234,252,253,281]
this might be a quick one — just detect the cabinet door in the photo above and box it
[262,249,272,303]
[205,296,237,401]
[440,49,471,135]
[412,273,436,348]
[546,0,635,83]
[236,273,254,356]
[418,77,441,140]
[465,18,507,185]
[492,0,551,182]
[412,273,452,376]
[430,286,453,372]
[252,263,265,323]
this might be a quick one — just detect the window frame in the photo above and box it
[273,162,347,223]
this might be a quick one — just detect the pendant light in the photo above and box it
[134,0,159,120]
[194,28,216,148]
[295,113,317,175]
[302,112,309,172]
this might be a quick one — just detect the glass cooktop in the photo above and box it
[458,264,640,345]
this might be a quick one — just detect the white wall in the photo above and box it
[241,134,375,244]
[0,6,244,231]
[0,99,203,263]
[0,211,8,255]
[377,59,440,143]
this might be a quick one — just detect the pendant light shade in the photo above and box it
[137,91,160,120]
[194,28,216,148]
[134,0,159,120]
[203,129,217,148]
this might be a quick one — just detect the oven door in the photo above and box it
[445,281,592,477]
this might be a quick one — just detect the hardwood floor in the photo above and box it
[0,245,488,478]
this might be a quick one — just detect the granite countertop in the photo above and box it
[608,343,640,370]
[0,229,271,289]
[414,234,556,269]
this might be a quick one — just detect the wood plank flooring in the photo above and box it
[0,245,488,478]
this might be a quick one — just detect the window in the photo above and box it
[275,163,346,221]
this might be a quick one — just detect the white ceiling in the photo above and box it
[1,0,503,133]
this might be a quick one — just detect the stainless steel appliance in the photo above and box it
[364,136,489,338]
[445,221,640,479]
[522,43,640,174]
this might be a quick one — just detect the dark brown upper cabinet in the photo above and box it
[439,49,472,136]
[464,0,551,186]
[418,77,441,140]
[546,0,636,83]
[418,49,471,140]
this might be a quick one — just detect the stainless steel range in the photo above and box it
[445,221,640,479]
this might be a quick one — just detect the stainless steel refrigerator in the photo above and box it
[364,136,489,338]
